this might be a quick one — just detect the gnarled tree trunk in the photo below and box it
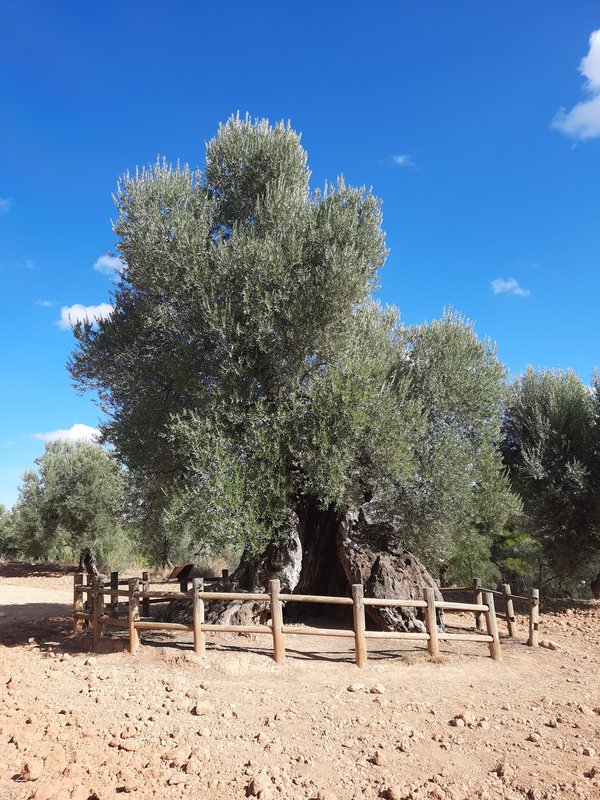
[167,498,443,631]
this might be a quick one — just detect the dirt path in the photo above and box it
[1,565,600,800]
[0,585,72,631]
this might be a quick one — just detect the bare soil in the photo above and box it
[1,563,599,800]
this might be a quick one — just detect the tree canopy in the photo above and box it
[70,115,516,577]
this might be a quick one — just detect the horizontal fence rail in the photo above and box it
[72,572,514,667]
[439,578,540,646]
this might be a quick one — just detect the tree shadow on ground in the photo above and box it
[0,560,74,579]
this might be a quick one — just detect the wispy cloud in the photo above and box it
[36,299,57,307]
[0,198,12,214]
[392,154,416,168]
[491,278,531,297]
[33,423,100,443]
[93,254,123,275]
[58,302,113,330]
[553,30,600,140]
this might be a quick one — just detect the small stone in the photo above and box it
[185,687,206,701]
[539,640,560,651]
[582,747,596,757]
[347,683,365,693]
[527,733,541,743]
[584,766,599,778]
[119,740,138,752]
[185,754,203,774]
[450,717,465,728]
[316,792,338,800]
[246,775,269,796]
[386,787,403,800]
[373,750,387,766]
[370,685,386,694]
[83,657,96,666]
[21,759,44,781]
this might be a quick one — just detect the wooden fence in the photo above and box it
[73,574,508,667]
[440,578,540,647]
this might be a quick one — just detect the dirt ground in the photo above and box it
[1,563,599,800]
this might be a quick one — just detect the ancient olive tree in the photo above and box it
[70,115,513,628]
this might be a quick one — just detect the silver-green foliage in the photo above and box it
[12,440,132,568]
[389,311,519,576]
[502,368,600,585]
[70,116,514,565]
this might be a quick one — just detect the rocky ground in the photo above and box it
[1,563,599,800]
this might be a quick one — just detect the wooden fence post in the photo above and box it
[424,588,440,657]
[179,576,189,593]
[528,588,539,647]
[92,577,104,650]
[73,572,84,633]
[352,584,367,668]
[110,571,119,618]
[484,591,502,662]
[502,583,516,638]
[84,573,92,626]
[269,579,285,665]
[473,578,484,631]
[142,571,150,617]
[192,578,205,657]
[128,578,140,656]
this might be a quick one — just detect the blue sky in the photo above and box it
[2,1,600,508]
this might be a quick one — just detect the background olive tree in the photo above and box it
[11,440,133,569]
[502,368,600,594]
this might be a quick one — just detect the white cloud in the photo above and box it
[553,30,600,140]
[33,423,100,443]
[58,302,113,330]
[0,198,12,214]
[36,299,56,307]
[93,254,123,275]
[392,154,416,167]
[491,278,531,297]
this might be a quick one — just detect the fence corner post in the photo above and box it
[424,587,440,657]
[110,571,119,618]
[269,578,285,665]
[92,576,104,651]
[484,591,502,662]
[528,588,540,647]
[473,578,484,630]
[352,584,367,668]
[128,578,140,656]
[73,572,84,633]
[502,583,516,638]
[192,577,205,657]
[141,571,150,617]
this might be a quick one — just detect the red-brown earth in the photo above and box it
[1,562,599,800]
